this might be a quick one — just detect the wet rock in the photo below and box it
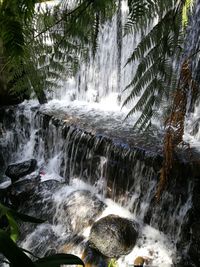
[188,221,200,266]
[37,179,62,192]
[17,179,62,224]
[7,175,40,207]
[134,256,145,266]
[188,242,200,267]
[89,214,138,258]
[0,187,11,206]
[35,89,47,105]
[191,222,200,240]
[0,176,12,204]
[63,190,106,233]
[5,159,37,182]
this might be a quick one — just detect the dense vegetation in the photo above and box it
[0,0,199,265]
[0,0,198,195]
[0,0,196,122]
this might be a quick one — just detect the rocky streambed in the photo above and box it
[0,103,200,266]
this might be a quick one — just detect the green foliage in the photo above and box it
[108,258,119,267]
[123,0,194,130]
[0,0,36,59]
[0,203,84,266]
[0,230,84,266]
[0,202,44,241]
[0,0,117,102]
[0,0,195,125]
[124,0,157,34]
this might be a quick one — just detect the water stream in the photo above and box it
[0,0,199,266]
[0,102,193,267]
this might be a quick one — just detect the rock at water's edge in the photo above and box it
[89,214,138,258]
[5,159,37,182]
[63,190,106,233]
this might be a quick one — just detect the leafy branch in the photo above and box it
[32,0,94,41]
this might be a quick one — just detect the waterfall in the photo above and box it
[1,1,199,267]
[183,0,200,149]
[50,0,137,112]
[0,102,195,266]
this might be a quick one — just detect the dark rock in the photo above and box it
[89,214,138,258]
[0,176,12,204]
[11,175,40,193]
[37,179,62,192]
[0,187,11,206]
[191,222,200,240]
[17,179,61,217]
[62,190,106,233]
[8,175,40,208]
[188,242,200,267]
[5,159,37,182]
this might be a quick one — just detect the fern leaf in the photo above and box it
[125,9,175,66]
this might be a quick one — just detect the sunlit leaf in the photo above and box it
[6,212,19,242]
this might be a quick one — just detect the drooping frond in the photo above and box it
[125,9,181,66]
[124,0,156,35]
[123,1,187,130]
[0,0,117,102]
[0,0,37,59]
[125,0,176,35]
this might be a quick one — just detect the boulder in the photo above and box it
[62,190,106,233]
[15,179,61,223]
[89,214,138,258]
[5,159,37,182]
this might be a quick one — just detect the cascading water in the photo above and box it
[0,1,199,267]
[0,101,194,267]
[50,0,138,112]
[183,0,200,149]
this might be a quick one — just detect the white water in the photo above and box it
[40,0,143,128]
[184,108,200,150]
[35,0,200,151]
[1,101,193,267]
[38,0,200,151]
[20,178,175,267]
[0,103,176,267]
[0,1,196,266]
